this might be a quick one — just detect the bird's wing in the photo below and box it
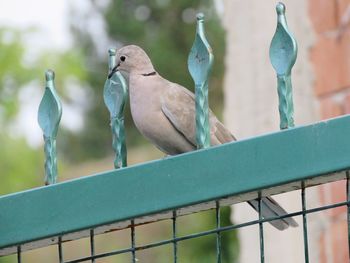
[161,82,235,146]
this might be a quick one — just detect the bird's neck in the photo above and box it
[131,64,155,75]
[141,71,157,76]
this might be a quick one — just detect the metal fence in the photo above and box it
[1,2,350,263]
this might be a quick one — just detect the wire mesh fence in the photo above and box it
[2,177,349,262]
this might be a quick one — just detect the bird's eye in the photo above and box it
[120,56,126,62]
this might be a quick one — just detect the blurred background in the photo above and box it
[0,0,349,262]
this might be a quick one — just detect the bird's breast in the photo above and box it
[129,76,162,133]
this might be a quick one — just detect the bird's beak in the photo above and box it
[108,62,120,79]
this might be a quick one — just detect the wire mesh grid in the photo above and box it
[7,176,350,263]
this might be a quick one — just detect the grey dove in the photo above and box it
[109,44,298,231]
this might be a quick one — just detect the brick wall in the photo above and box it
[309,1,350,262]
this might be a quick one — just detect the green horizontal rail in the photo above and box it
[1,115,350,251]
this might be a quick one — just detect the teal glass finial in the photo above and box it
[188,13,213,149]
[45,70,54,82]
[103,48,128,168]
[108,48,116,72]
[108,48,116,56]
[276,2,285,15]
[38,69,62,185]
[269,2,297,129]
[197,13,204,21]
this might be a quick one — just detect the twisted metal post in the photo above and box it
[270,2,305,262]
[269,2,297,130]
[103,48,128,168]
[188,13,214,149]
[38,70,62,185]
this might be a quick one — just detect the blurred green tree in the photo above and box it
[66,0,226,162]
[0,27,86,196]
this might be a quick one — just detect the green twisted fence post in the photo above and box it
[38,70,62,185]
[103,48,128,168]
[269,2,297,130]
[188,13,214,149]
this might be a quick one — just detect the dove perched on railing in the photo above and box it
[109,45,298,231]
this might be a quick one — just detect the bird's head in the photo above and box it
[109,45,155,78]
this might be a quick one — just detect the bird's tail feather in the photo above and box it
[248,196,298,231]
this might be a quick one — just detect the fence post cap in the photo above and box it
[45,70,55,82]
[276,2,285,15]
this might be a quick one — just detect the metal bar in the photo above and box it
[103,49,128,169]
[301,183,309,263]
[215,201,221,263]
[16,246,21,263]
[188,13,213,149]
[258,197,265,263]
[347,172,350,255]
[37,70,62,185]
[269,2,297,129]
[90,230,95,263]
[58,236,63,263]
[131,220,136,263]
[172,211,177,263]
[2,115,350,251]
[64,200,350,263]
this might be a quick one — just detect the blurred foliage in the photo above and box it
[0,133,41,195]
[176,206,239,262]
[0,27,86,195]
[0,29,37,121]
[0,27,87,262]
[0,29,86,122]
[65,0,226,162]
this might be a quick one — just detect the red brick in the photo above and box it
[310,35,342,96]
[344,92,350,113]
[330,220,349,263]
[337,0,350,22]
[319,232,327,263]
[330,181,347,203]
[319,181,347,219]
[319,96,344,119]
[338,31,350,86]
[330,181,347,218]
[308,0,338,33]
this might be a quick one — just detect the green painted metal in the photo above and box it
[215,201,222,263]
[37,70,62,185]
[270,3,309,258]
[269,2,297,130]
[172,211,178,262]
[188,13,214,149]
[301,184,310,263]
[1,115,350,251]
[347,174,350,255]
[258,198,265,263]
[103,48,128,168]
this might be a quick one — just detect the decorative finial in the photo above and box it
[276,2,285,15]
[38,70,62,185]
[108,48,116,56]
[103,49,128,168]
[45,69,55,81]
[188,13,213,149]
[269,2,297,129]
[196,13,204,21]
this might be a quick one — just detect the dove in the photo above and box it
[109,44,298,230]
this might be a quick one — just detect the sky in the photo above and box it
[0,0,71,50]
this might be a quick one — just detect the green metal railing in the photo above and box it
[1,2,350,263]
